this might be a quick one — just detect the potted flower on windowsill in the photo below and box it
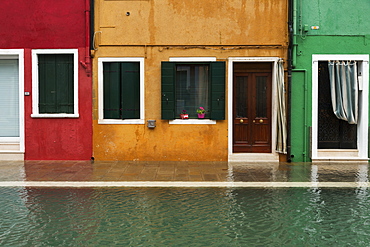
[196,107,206,119]
[180,110,189,119]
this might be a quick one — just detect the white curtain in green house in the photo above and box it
[276,59,287,154]
[328,61,358,124]
[0,59,19,137]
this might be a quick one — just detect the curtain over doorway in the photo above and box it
[276,59,287,154]
[328,61,358,124]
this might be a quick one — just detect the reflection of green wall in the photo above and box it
[291,0,370,162]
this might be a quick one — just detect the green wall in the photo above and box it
[290,0,370,162]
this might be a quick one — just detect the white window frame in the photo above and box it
[98,57,145,124]
[31,49,79,118]
[312,54,369,161]
[0,49,25,154]
[168,57,217,125]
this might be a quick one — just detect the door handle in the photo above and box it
[240,119,244,123]
[259,119,263,123]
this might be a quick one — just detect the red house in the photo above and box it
[0,0,92,160]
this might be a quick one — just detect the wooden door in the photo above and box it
[233,72,272,153]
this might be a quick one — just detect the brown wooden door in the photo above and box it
[233,72,272,153]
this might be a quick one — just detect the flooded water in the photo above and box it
[1,187,370,246]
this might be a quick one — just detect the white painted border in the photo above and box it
[169,57,217,62]
[168,57,217,125]
[227,57,280,161]
[98,57,145,124]
[31,49,79,118]
[0,49,25,154]
[312,54,369,160]
[0,181,369,188]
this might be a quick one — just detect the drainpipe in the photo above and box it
[80,0,91,76]
[287,0,293,161]
[292,0,298,68]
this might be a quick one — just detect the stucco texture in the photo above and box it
[93,0,288,161]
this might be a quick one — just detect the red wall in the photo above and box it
[0,1,85,48]
[1,0,92,160]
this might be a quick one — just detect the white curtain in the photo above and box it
[276,59,287,154]
[328,61,358,124]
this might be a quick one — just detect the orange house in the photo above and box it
[92,0,289,162]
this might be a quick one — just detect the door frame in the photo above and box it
[228,57,280,162]
[312,54,369,161]
[0,49,25,160]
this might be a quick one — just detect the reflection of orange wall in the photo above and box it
[93,0,288,161]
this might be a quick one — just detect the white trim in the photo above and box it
[98,57,145,124]
[31,49,79,118]
[0,49,25,154]
[311,54,369,161]
[169,57,216,62]
[0,181,369,188]
[227,57,280,161]
[169,119,216,125]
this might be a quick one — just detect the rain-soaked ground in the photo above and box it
[0,160,368,183]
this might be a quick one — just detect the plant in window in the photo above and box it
[196,107,206,118]
[180,109,189,119]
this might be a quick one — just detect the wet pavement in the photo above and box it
[0,160,368,183]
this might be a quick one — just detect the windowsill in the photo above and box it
[169,119,216,125]
[31,113,79,118]
[98,119,145,125]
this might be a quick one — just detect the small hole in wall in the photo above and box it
[126,12,130,16]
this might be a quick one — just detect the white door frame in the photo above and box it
[227,57,280,162]
[0,49,24,160]
[312,54,369,161]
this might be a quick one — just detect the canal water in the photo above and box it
[1,186,370,246]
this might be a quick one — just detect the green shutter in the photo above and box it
[210,62,226,120]
[121,62,140,119]
[103,62,121,119]
[161,62,175,119]
[38,54,74,114]
[56,55,74,113]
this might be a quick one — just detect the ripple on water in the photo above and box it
[0,187,370,246]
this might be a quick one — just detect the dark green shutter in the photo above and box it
[161,62,175,119]
[210,62,225,120]
[39,54,74,114]
[103,62,121,119]
[121,62,140,119]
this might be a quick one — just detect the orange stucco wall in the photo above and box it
[93,0,288,161]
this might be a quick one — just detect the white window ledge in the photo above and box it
[98,119,145,125]
[170,119,216,125]
[31,114,79,118]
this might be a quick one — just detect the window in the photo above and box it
[32,49,78,118]
[98,58,144,124]
[161,59,225,121]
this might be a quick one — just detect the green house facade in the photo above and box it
[290,0,370,162]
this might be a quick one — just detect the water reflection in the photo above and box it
[1,187,370,246]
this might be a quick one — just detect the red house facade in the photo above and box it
[0,0,92,160]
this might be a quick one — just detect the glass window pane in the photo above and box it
[175,65,209,118]
[0,59,19,137]
[256,76,267,118]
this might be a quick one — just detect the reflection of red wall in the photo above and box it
[1,0,92,160]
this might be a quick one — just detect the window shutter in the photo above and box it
[161,62,175,119]
[121,62,140,119]
[39,54,74,114]
[39,55,57,113]
[210,61,226,120]
[56,54,74,114]
[103,62,121,119]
